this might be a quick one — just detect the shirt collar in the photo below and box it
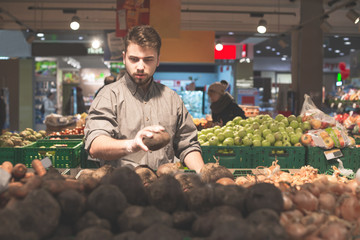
[124,72,154,96]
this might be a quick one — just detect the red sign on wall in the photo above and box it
[116,0,150,37]
[214,45,236,60]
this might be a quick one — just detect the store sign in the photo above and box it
[214,45,236,60]
[87,47,104,55]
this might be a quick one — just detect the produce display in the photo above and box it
[0,128,46,147]
[48,125,85,137]
[1,161,360,239]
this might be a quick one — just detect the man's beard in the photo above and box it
[128,71,153,87]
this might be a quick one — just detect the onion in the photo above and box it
[318,192,336,213]
[282,192,293,211]
[292,189,318,212]
[280,209,303,225]
[285,223,317,240]
[302,183,321,197]
[327,182,351,196]
[340,194,360,221]
[300,212,326,226]
[346,179,359,195]
[320,222,349,240]
[216,177,236,185]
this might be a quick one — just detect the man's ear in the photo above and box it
[156,55,160,67]
[122,51,126,63]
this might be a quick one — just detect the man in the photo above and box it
[84,25,204,173]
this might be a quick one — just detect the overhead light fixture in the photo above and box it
[215,41,223,51]
[257,19,267,34]
[346,9,360,24]
[70,16,80,30]
[36,32,44,37]
[91,39,101,49]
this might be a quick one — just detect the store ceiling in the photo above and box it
[1,0,360,59]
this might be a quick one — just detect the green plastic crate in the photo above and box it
[17,139,83,168]
[0,142,36,164]
[201,146,253,168]
[307,147,360,173]
[251,146,306,169]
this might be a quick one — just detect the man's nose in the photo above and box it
[137,60,145,71]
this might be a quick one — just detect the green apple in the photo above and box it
[202,141,210,146]
[295,132,303,139]
[282,134,290,142]
[214,128,223,136]
[259,124,268,133]
[246,128,254,134]
[256,115,266,124]
[234,136,242,146]
[283,141,291,147]
[206,132,215,141]
[209,136,219,146]
[281,118,289,127]
[198,139,205,145]
[226,126,234,132]
[290,134,300,145]
[253,139,262,147]
[252,122,260,130]
[275,114,285,122]
[262,139,271,147]
[278,122,286,128]
[233,116,242,125]
[274,132,283,141]
[297,115,303,123]
[295,128,303,135]
[288,115,297,123]
[253,134,262,141]
[217,133,225,143]
[223,137,234,146]
[286,126,294,134]
[233,125,242,131]
[269,123,279,132]
[253,129,262,136]
[289,120,299,129]
[301,121,311,131]
[278,126,286,132]
[246,133,254,140]
[266,134,276,145]
[274,140,283,147]
[226,120,234,126]
[223,129,234,138]
[239,120,247,126]
[242,137,252,146]
[198,134,207,142]
[238,129,247,138]
[262,129,272,138]
[213,125,221,130]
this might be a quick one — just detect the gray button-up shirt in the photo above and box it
[84,73,201,169]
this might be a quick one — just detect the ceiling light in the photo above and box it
[78,36,83,40]
[335,49,340,53]
[215,42,223,51]
[265,46,271,49]
[36,32,44,37]
[344,41,351,45]
[257,19,267,34]
[256,50,261,54]
[228,32,234,35]
[351,49,356,52]
[276,52,280,55]
[343,37,349,40]
[346,9,360,24]
[70,16,80,30]
[91,39,101,49]
[328,48,332,51]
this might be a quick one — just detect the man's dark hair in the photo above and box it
[125,25,162,56]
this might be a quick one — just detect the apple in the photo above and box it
[262,139,271,147]
[253,129,262,136]
[246,128,254,134]
[239,120,247,126]
[295,127,303,135]
[300,134,312,145]
[213,125,221,130]
[209,136,219,146]
[288,115,297,123]
[259,124,268,133]
[290,134,300,145]
[256,115,266,124]
[223,137,235,146]
[281,118,289,127]
[349,136,356,146]
[217,133,225,143]
[278,122,286,128]
[224,129,234,138]
[320,131,330,139]
[262,129,272,138]
[234,136,242,146]
[266,134,276,145]
[253,139,262,147]
[206,133,215,141]
[226,120,234,127]
[294,142,302,147]
[198,139,205,145]
[321,121,329,129]
[252,122,260,130]
[238,129,247,138]
[286,126,294,134]
[198,134,207,142]
[323,137,334,149]
[289,120,299,129]
[233,116,242,125]
[202,141,210,146]
[301,121,311,131]
[226,126,234,132]
[295,132,303,139]
[253,134,262,141]
[278,126,286,132]
[338,136,345,148]
[246,133,254,140]
[214,128,222,136]
[274,140,283,147]
[310,119,321,129]
[283,141,291,147]
[275,114,285,122]
[242,137,253,146]
[282,134,290,143]
[269,123,279,133]
[233,125,242,132]
[297,115,303,123]
[274,132,283,141]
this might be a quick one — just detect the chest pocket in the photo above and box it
[159,115,178,136]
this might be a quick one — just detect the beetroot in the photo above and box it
[136,223,183,240]
[76,227,113,240]
[57,189,86,224]
[75,211,111,233]
[213,184,247,212]
[172,211,197,230]
[185,185,215,214]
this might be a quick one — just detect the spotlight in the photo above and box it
[346,9,360,24]
[70,16,80,30]
[215,41,223,51]
[257,19,267,34]
[91,39,101,49]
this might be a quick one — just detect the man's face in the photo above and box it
[123,43,160,88]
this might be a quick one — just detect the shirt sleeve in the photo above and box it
[84,89,120,152]
[173,94,202,162]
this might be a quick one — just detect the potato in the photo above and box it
[143,130,170,151]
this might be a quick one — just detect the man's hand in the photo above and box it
[128,125,165,152]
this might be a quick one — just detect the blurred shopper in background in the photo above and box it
[208,82,246,126]
[42,92,57,117]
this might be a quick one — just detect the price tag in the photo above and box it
[0,168,11,193]
[337,103,342,109]
[324,149,343,160]
[41,157,52,168]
